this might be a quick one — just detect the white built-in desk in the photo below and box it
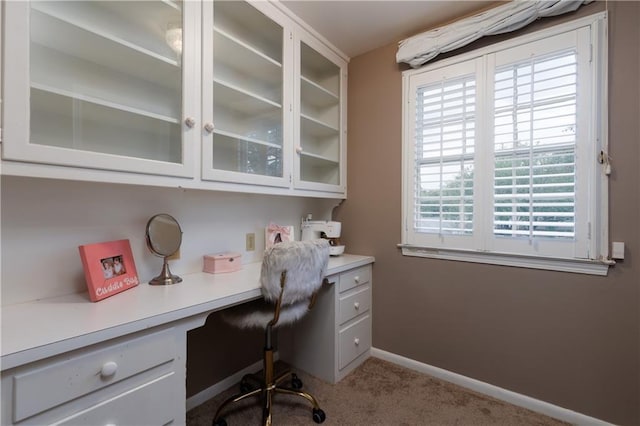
[1,254,374,425]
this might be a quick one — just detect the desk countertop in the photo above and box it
[1,254,374,371]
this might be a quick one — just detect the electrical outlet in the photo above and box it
[246,233,255,251]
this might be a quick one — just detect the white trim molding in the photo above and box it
[399,244,611,276]
[371,348,613,426]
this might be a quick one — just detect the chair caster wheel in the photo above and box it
[212,418,227,426]
[312,408,326,423]
[291,373,303,390]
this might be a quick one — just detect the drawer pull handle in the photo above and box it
[100,361,118,378]
[354,338,360,346]
[354,276,360,284]
[354,302,360,310]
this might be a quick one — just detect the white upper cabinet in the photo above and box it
[294,33,346,194]
[2,1,197,177]
[201,1,291,187]
[1,0,348,197]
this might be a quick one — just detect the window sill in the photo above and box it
[398,244,611,276]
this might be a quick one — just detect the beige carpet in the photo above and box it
[186,357,569,425]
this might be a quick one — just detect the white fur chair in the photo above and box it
[212,239,330,426]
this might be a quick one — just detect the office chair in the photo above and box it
[212,239,330,426]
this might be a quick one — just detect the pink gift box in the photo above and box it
[203,252,242,274]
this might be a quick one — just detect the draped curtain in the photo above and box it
[396,0,593,68]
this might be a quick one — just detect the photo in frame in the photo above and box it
[265,223,295,249]
[79,239,140,302]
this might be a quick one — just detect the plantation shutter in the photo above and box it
[414,74,476,236]
[403,16,607,272]
[493,49,578,240]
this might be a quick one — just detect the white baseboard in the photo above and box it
[371,348,612,426]
[186,359,263,412]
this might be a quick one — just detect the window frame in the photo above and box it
[400,12,610,275]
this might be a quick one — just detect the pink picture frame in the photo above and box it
[79,239,140,302]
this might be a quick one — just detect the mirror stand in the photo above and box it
[149,256,183,286]
[146,213,183,286]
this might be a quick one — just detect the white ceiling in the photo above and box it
[280,1,497,59]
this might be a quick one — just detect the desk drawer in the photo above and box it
[339,266,371,293]
[338,285,371,325]
[339,314,371,370]
[12,328,176,423]
[56,373,175,425]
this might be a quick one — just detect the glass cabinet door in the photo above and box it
[295,36,345,193]
[201,1,288,187]
[3,1,194,177]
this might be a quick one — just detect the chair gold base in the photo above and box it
[213,269,327,426]
[212,345,325,426]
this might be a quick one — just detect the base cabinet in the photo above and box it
[280,264,372,383]
[1,326,185,426]
[0,256,373,425]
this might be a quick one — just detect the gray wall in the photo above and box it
[335,2,640,424]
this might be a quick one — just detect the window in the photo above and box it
[401,14,609,275]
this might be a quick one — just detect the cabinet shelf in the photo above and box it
[214,1,283,64]
[214,27,282,70]
[213,129,281,150]
[300,154,340,185]
[211,133,283,177]
[31,7,180,88]
[300,77,339,130]
[214,28,282,104]
[214,79,282,116]
[32,83,180,124]
[32,1,181,63]
[300,113,340,168]
[30,88,181,163]
[300,42,340,97]
[212,106,282,146]
[301,75,338,104]
[31,43,181,123]
[301,113,339,137]
[299,151,339,166]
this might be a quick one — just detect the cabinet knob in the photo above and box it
[204,122,215,133]
[184,117,196,128]
[295,146,303,154]
[354,276,360,284]
[354,302,360,310]
[100,361,118,378]
[354,338,360,346]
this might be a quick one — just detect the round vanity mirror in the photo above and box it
[146,213,183,285]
